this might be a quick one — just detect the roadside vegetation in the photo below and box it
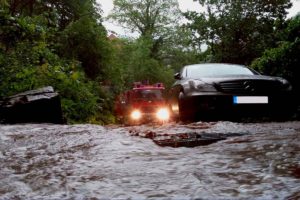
[0,0,299,124]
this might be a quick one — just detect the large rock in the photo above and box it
[0,86,64,124]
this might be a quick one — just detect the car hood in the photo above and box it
[194,74,281,84]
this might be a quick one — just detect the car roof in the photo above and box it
[185,63,247,68]
[133,87,164,90]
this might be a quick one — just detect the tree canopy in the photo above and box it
[184,0,292,64]
[109,0,180,37]
[108,0,182,59]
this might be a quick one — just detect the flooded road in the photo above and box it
[0,121,299,199]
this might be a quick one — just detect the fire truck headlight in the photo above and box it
[131,110,141,120]
[156,108,170,121]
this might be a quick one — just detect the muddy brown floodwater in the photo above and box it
[0,121,299,199]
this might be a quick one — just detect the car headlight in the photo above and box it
[189,80,216,92]
[156,108,170,121]
[131,110,141,120]
[277,78,292,91]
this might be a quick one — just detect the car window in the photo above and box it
[187,64,255,78]
[180,67,187,78]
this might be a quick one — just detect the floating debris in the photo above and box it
[126,123,251,147]
[153,132,226,147]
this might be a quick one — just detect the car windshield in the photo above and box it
[132,89,163,100]
[186,64,255,78]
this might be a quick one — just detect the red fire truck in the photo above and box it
[114,82,170,125]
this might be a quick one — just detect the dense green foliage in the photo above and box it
[185,0,292,65]
[0,0,114,124]
[251,15,300,98]
[109,37,175,90]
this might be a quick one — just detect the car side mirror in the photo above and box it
[174,73,181,80]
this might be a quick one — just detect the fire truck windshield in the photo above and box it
[132,90,163,100]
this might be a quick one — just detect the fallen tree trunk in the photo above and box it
[0,86,64,124]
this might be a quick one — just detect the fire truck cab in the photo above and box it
[115,82,170,124]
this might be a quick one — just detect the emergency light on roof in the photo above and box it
[133,82,164,89]
[154,83,164,88]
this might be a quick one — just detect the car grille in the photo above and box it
[141,106,157,113]
[217,80,280,94]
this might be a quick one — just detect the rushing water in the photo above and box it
[0,121,299,199]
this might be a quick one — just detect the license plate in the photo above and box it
[233,96,268,104]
